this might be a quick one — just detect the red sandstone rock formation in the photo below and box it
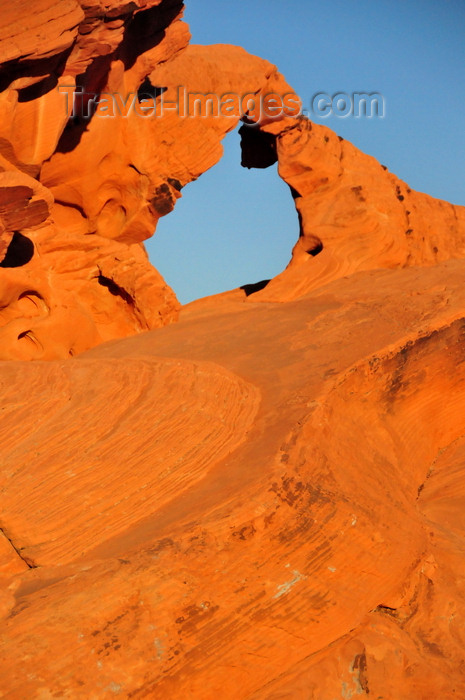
[0,0,189,359]
[251,116,465,301]
[1,1,465,698]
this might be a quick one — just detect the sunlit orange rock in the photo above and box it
[0,0,189,359]
[0,0,300,359]
[1,1,465,699]
[248,116,465,302]
[2,262,465,698]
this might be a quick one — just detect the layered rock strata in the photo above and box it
[1,2,465,699]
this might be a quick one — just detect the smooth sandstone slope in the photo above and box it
[1,1,465,698]
[1,262,465,698]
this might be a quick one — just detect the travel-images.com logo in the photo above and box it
[59,84,385,122]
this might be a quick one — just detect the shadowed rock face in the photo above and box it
[1,2,465,699]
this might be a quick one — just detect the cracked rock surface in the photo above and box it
[1,1,465,698]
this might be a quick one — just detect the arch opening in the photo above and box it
[145,127,298,305]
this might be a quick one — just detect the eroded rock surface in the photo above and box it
[251,116,465,301]
[1,2,465,699]
[2,263,465,698]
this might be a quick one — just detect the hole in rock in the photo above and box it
[240,279,271,297]
[18,330,31,340]
[0,232,34,268]
[17,330,41,351]
[146,128,298,304]
[16,290,49,315]
[239,125,277,168]
[97,274,134,306]
[137,77,167,102]
[305,237,324,256]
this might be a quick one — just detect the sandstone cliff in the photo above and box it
[1,1,465,698]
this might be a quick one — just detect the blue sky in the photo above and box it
[147,0,465,304]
